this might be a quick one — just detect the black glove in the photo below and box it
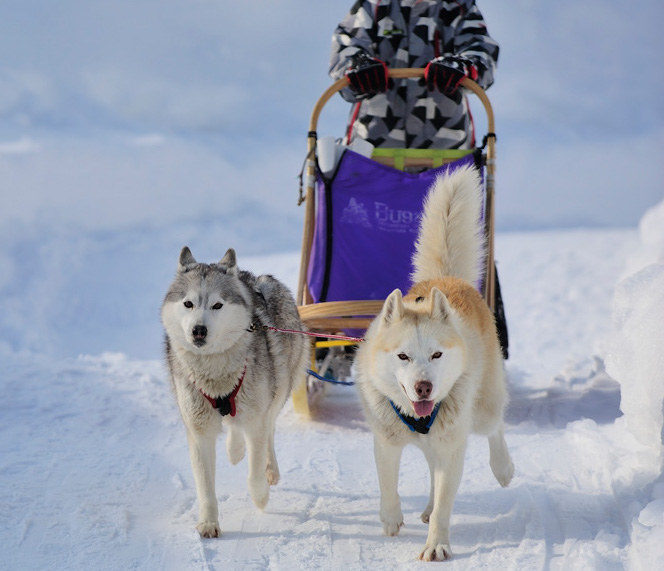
[345,53,389,97]
[424,55,478,97]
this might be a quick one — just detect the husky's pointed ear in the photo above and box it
[429,287,451,319]
[380,289,405,326]
[219,248,238,275]
[179,246,196,271]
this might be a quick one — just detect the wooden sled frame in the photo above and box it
[293,68,497,417]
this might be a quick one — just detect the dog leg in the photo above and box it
[265,420,280,486]
[226,424,246,465]
[373,437,404,536]
[419,444,466,561]
[245,427,270,509]
[488,425,514,487]
[421,462,435,524]
[186,429,221,538]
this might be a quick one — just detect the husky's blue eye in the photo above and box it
[431,351,443,360]
[397,353,410,361]
[211,302,223,310]
[183,300,194,309]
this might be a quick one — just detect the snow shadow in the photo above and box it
[0,354,192,569]
[505,363,622,428]
[307,383,369,430]
[451,483,629,563]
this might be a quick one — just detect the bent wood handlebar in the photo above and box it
[297,68,496,311]
[307,69,494,140]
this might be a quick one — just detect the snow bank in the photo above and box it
[606,198,664,465]
[608,265,664,462]
[604,199,664,567]
[621,199,664,278]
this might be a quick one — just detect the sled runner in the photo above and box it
[293,68,499,417]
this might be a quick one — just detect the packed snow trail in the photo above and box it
[4,226,662,570]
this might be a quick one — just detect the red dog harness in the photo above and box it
[199,363,247,417]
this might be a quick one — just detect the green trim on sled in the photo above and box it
[371,148,474,171]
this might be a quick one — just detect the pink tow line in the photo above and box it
[262,325,364,343]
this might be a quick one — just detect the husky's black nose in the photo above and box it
[192,325,208,345]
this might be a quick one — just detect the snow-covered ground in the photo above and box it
[2,212,663,570]
[1,1,663,569]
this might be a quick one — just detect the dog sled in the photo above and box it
[293,68,501,418]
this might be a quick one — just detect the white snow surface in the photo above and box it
[1,1,664,569]
[2,214,664,570]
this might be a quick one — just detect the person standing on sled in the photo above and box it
[329,0,509,357]
[330,0,499,149]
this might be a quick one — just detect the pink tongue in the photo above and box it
[413,400,435,417]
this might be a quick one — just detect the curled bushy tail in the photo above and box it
[411,165,486,285]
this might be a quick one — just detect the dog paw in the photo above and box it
[492,457,515,488]
[196,521,221,538]
[489,433,515,488]
[249,479,269,510]
[226,433,246,466]
[266,466,280,486]
[381,518,404,537]
[418,543,452,561]
[380,504,404,536]
[420,500,433,524]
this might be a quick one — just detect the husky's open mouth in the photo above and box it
[400,383,436,417]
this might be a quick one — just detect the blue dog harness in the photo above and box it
[389,400,442,435]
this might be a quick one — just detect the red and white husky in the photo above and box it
[353,165,514,561]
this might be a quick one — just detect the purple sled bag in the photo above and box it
[307,150,480,303]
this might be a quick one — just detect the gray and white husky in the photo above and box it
[161,247,308,538]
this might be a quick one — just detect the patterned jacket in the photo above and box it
[329,0,499,149]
